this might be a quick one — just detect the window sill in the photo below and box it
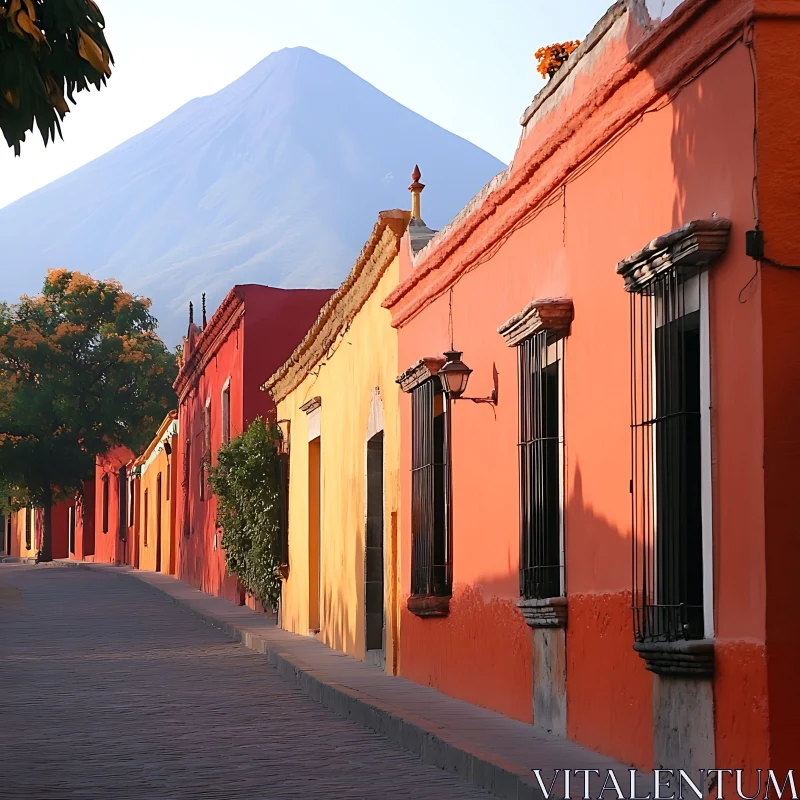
[633,638,714,678]
[408,594,451,618]
[517,596,567,629]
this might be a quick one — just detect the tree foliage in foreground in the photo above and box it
[208,419,285,609]
[0,269,177,559]
[0,0,113,154]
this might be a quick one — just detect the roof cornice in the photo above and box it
[134,410,179,467]
[174,289,245,400]
[382,0,752,327]
[263,209,411,403]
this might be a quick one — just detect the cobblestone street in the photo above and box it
[0,565,489,800]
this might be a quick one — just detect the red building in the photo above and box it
[174,285,333,604]
[91,446,136,566]
[384,0,799,776]
[68,479,96,562]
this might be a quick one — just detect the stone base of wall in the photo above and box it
[652,674,715,773]
[532,627,567,736]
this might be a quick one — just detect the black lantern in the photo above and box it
[439,350,472,399]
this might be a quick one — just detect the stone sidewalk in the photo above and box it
[79,563,652,800]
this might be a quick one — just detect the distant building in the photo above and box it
[6,501,71,561]
[173,285,333,605]
[69,480,96,562]
[92,446,137,566]
[134,412,179,575]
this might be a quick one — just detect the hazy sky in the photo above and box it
[0,0,612,210]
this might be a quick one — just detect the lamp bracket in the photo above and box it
[454,390,497,406]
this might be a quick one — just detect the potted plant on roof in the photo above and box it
[535,41,581,79]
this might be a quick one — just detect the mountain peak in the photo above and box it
[0,50,504,345]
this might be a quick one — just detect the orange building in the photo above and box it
[68,479,96,562]
[134,412,179,575]
[384,0,798,775]
[91,446,137,566]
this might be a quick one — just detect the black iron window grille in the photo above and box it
[518,331,565,600]
[276,451,290,570]
[410,378,451,598]
[25,505,32,549]
[101,474,109,533]
[630,269,705,643]
[118,466,127,541]
[182,438,191,537]
[143,488,149,546]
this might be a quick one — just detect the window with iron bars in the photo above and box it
[118,466,127,541]
[517,331,565,600]
[182,438,191,537]
[101,474,109,533]
[143,488,149,547]
[629,269,707,643]
[410,379,451,598]
[25,505,32,550]
[276,451,290,571]
[200,401,211,501]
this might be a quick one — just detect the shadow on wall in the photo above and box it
[562,465,654,769]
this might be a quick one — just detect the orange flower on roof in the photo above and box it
[535,40,580,79]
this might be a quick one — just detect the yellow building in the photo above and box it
[264,209,411,673]
[9,506,37,560]
[134,412,179,574]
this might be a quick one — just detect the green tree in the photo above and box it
[1,0,113,154]
[208,419,287,609]
[0,269,177,561]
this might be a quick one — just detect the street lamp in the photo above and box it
[439,350,472,399]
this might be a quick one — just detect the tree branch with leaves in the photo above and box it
[0,269,177,561]
[0,0,113,154]
[208,419,288,609]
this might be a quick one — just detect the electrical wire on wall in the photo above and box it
[739,23,761,304]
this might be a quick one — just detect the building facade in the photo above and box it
[92,446,136,566]
[265,210,411,671]
[383,0,799,775]
[174,285,333,604]
[134,412,179,575]
[7,501,71,561]
[69,480,96,562]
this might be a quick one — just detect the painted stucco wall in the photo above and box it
[93,447,135,566]
[70,480,95,561]
[176,312,246,604]
[387,0,769,769]
[278,257,402,671]
[175,286,333,605]
[9,501,70,560]
[753,8,800,777]
[10,507,37,559]
[138,420,179,575]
